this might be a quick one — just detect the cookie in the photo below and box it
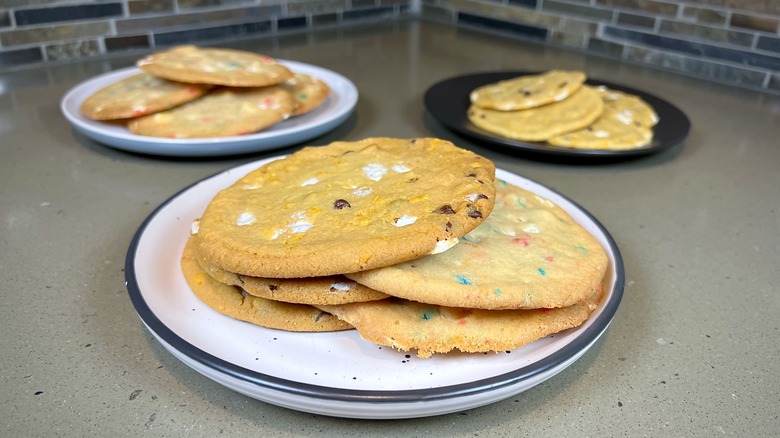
[548,87,657,150]
[279,73,331,116]
[127,86,294,138]
[193,137,496,278]
[80,72,212,120]
[190,232,389,305]
[137,45,292,87]
[469,70,587,111]
[467,86,604,142]
[181,239,352,332]
[347,180,608,310]
[317,286,602,358]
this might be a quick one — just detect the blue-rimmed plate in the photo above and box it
[125,158,624,419]
[61,61,357,157]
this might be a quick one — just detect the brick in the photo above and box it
[659,19,754,47]
[542,1,614,21]
[457,12,548,40]
[14,3,123,26]
[681,6,728,25]
[596,0,678,16]
[0,21,111,46]
[128,0,175,15]
[605,26,780,70]
[105,34,152,52]
[0,46,43,68]
[617,12,656,29]
[45,38,101,61]
[730,13,779,33]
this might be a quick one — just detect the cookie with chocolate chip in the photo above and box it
[181,239,352,332]
[548,86,657,150]
[193,137,496,278]
[189,232,389,305]
[346,181,608,310]
[467,85,604,142]
[137,45,292,87]
[317,286,602,358]
[81,72,212,120]
[469,70,587,111]
[128,85,294,138]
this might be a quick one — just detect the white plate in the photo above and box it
[60,62,358,157]
[125,159,625,419]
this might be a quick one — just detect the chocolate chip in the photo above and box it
[333,199,351,209]
[468,210,483,219]
[268,284,278,291]
[558,81,568,88]
[445,221,452,232]
[475,194,489,200]
[467,172,476,177]
[435,204,455,214]
[520,90,531,96]
[408,177,419,183]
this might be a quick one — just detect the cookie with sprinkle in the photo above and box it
[128,86,294,138]
[279,73,331,116]
[469,70,587,111]
[346,180,608,310]
[193,137,496,278]
[137,45,292,87]
[317,286,602,358]
[81,72,212,120]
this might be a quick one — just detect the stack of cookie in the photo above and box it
[467,70,659,150]
[181,137,609,358]
[80,45,330,138]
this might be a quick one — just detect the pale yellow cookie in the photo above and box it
[318,286,602,358]
[127,86,294,138]
[81,72,211,120]
[469,70,587,111]
[279,73,331,116]
[190,234,389,305]
[467,86,604,142]
[137,45,292,87]
[181,239,352,332]
[193,137,496,278]
[347,181,608,310]
[548,87,657,150]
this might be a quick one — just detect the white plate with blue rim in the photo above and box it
[125,157,624,419]
[61,61,357,157]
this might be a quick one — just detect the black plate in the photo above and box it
[424,71,691,159]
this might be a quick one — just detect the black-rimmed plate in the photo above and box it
[125,157,625,419]
[61,61,358,157]
[424,71,690,159]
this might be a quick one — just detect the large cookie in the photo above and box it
[467,86,604,142]
[181,239,352,332]
[127,86,294,138]
[548,87,657,150]
[279,73,331,116]
[193,138,496,278]
[81,72,211,120]
[347,181,608,310]
[189,229,389,305]
[137,45,292,87]
[469,70,587,111]
[317,287,602,358]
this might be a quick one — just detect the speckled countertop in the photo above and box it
[2,20,779,437]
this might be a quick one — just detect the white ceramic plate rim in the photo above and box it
[60,61,358,156]
[125,158,625,418]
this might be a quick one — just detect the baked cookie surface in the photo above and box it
[467,86,604,142]
[80,72,211,120]
[194,137,496,278]
[190,235,389,305]
[317,287,602,358]
[279,73,331,116]
[469,70,587,111]
[137,45,292,87]
[347,180,608,309]
[127,86,294,138]
[181,239,352,332]
[548,87,657,150]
